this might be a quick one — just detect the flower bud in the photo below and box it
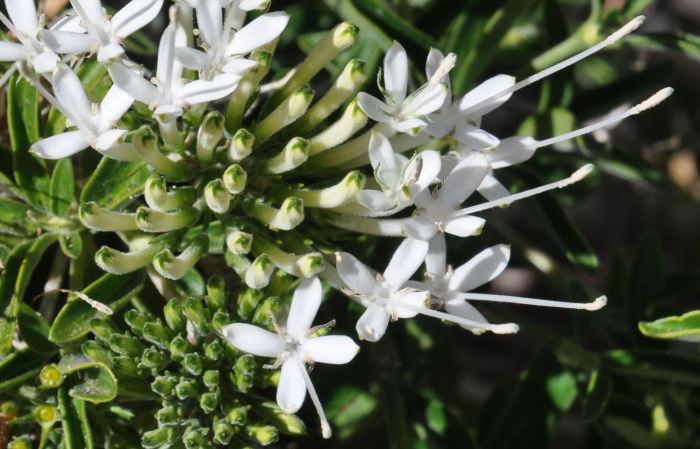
[35,404,58,424]
[142,427,176,448]
[124,310,150,336]
[245,424,279,446]
[151,375,178,398]
[153,235,209,280]
[95,234,175,274]
[1,401,17,419]
[156,405,179,426]
[236,289,264,320]
[226,230,253,255]
[244,197,305,231]
[205,276,227,311]
[203,370,220,389]
[133,127,190,180]
[205,179,232,214]
[39,364,63,388]
[81,340,112,365]
[266,271,296,298]
[252,296,282,329]
[169,336,193,359]
[183,427,209,449]
[211,310,231,332]
[228,129,255,162]
[226,50,272,132]
[204,340,224,362]
[184,297,211,334]
[164,298,185,332]
[113,356,144,378]
[175,378,197,400]
[135,206,200,233]
[141,347,168,371]
[308,98,367,156]
[253,86,314,142]
[109,333,145,358]
[224,403,249,426]
[253,401,307,436]
[225,251,252,279]
[222,164,248,195]
[142,321,173,349]
[233,354,256,393]
[262,137,309,174]
[252,237,326,278]
[145,175,196,212]
[200,391,219,414]
[292,170,365,208]
[245,255,275,289]
[90,318,118,341]
[297,253,326,277]
[183,353,203,376]
[79,202,138,232]
[197,111,225,165]
[213,422,236,445]
[7,439,30,449]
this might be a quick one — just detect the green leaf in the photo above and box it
[7,75,49,209]
[0,198,36,237]
[50,272,145,344]
[546,371,578,411]
[59,384,90,449]
[354,0,436,50]
[59,353,119,403]
[10,233,58,317]
[17,303,57,353]
[425,399,448,435]
[50,158,75,217]
[59,232,84,260]
[80,157,150,210]
[0,348,51,392]
[581,370,612,421]
[0,240,31,312]
[326,385,378,439]
[639,310,700,342]
[123,29,159,56]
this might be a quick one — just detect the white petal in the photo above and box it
[303,336,359,364]
[286,277,322,339]
[357,93,393,124]
[448,244,510,292]
[195,0,222,48]
[488,136,537,169]
[402,215,437,241]
[98,136,140,162]
[335,252,379,297]
[355,190,394,211]
[6,0,38,37]
[444,301,489,330]
[70,0,105,29]
[402,82,447,117]
[154,104,184,120]
[175,47,210,70]
[442,215,485,238]
[454,125,499,151]
[53,65,94,130]
[175,74,238,105]
[108,62,160,105]
[156,25,186,91]
[226,11,289,56]
[50,14,84,33]
[356,304,390,342]
[369,131,400,188]
[30,131,89,159]
[477,174,511,202]
[404,150,441,194]
[99,86,133,128]
[221,57,259,76]
[240,0,269,10]
[111,0,164,39]
[383,238,428,289]
[384,41,408,105]
[395,290,428,319]
[276,358,307,413]
[393,117,428,135]
[434,152,488,213]
[425,48,444,82]
[40,30,96,54]
[458,74,515,118]
[97,43,124,62]
[425,234,446,277]
[32,51,59,73]
[0,42,27,61]
[221,323,284,357]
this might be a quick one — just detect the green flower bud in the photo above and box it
[95,234,175,274]
[244,197,305,231]
[79,202,138,232]
[262,137,309,174]
[164,298,186,332]
[183,353,203,376]
[245,424,279,446]
[211,310,231,332]
[233,354,256,393]
[255,368,280,389]
[124,310,150,336]
[39,364,63,388]
[156,405,179,426]
[308,98,368,157]
[205,276,227,311]
[141,347,168,371]
[142,427,176,448]
[237,289,264,320]
[213,421,236,445]
[203,370,220,389]
[204,179,231,214]
[252,86,315,143]
[145,175,196,212]
[252,237,325,278]
[225,251,252,278]
[197,111,225,165]
[89,318,118,341]
[7,439,30,449]
[109,333,145,358]
[226,230,253,255]
[253,401,307,436]
[200,391,219,414]
[151,375,178,398]
[133,127,190,181]
[184,297,210,334]
[228,128,255,162]
[153,235,209,280]
[136,206,200,233]
[222,164,248,194]
[113,356,144,378]
[1,401,18,419]
[245,255,275,290]
[266,271,296,298]
[142,321,174,349]
[81,341,112,365]
[204,340,224,362]
[35,403,58,424]
[224,403,249,426]
[169,336,193,359]
[252,296,282,329]
[176,378,198,400]
[291,170,365,208]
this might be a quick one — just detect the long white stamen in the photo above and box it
[469,16,645,115]
[535,88,673,149]
[294,357,332,439]
[456,293,607,311]
[162,7,179,91]
[430,53,456,85]
[395,301,519,335]
[0,11,19,38]
[453,164,594,217]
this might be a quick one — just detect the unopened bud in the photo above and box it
[35,404,58,424]
[133,127,189,181]
[164,298,185,332]
[199,391,219,414]
[183,353,203,376]
[233,354,256,393]
[184,297,211,334]
[308,98,367,156]
[237,288,264,320]
[245,255,275,289]
[142,427,176,448]
[245,424,279,446]
[203,369,220,389]
[151,375,178,398]
[39,364,63,388]
[124,310,150,336]
[227,230,253,255]
[153,235,209,280]
[156,405,179,426]
[109,333,145,358]
[253,401,307,436]
[213,422,236,445]
[205,179,232,214]
[252,296,282,329]
[197,111,225,165]
[244,197,304,231]
[145,175,196,212]
[136,206,200,233]
[175,377,197,400]
[228,128,255,162]
[142,321,174,349]
[79,202,138,231]
[169,336,193,359]
[81,340,112,364]
[141,347,168,370]
[263,137,309,174]
[223,164,248,194]
[211,310,231,331]
[297,253,326,277]
[95,235,174,274]
[205,276,227,310]
[293,170,365,208]
[253,86,314,142]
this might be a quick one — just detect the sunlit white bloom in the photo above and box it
[28,64,136,161]
[223,277,359,439]
[175,3,288,79]
[0,0,60,78]
[357,41,450,136]
[41,0,163,62]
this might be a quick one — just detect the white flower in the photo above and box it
[41,0,163,63]
[357,41,450,136]
[222,277,359,439]
[354,131,441,215]
[108,9,239,120]
[175,2,289,79]
[0,0,60,76]
[29,64,136,161]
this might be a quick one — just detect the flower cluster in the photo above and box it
[0,0,672,443]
